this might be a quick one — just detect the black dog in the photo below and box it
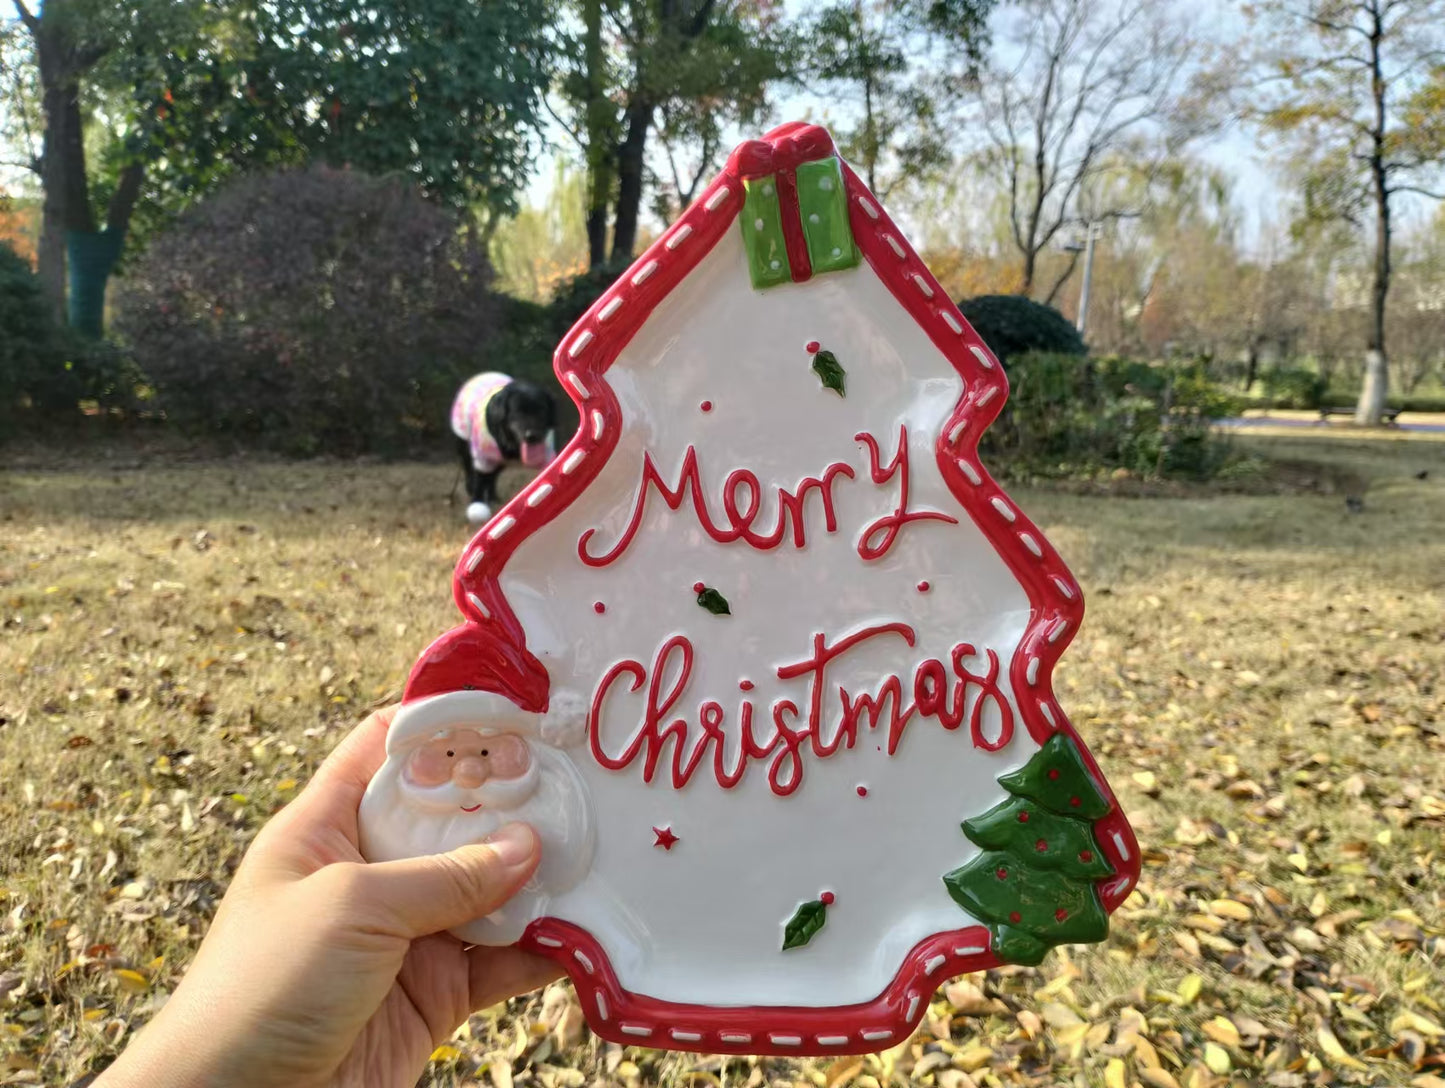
[450,373,558,523]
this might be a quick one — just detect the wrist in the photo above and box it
[94,995,229,1088]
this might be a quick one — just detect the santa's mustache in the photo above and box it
[399,762,540,814]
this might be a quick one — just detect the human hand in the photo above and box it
[96,706,564,1088]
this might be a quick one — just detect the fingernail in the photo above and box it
[484,822,536,868]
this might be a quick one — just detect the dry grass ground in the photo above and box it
[1,435,1442,1088]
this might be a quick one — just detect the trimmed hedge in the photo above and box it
[985,353,1241,480]
[115,167,506,456]
[958,295,1086,364]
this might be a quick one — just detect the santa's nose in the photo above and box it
[452,756,490,789]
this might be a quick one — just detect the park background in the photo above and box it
[1,0,1443,1086]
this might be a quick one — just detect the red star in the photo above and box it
[652,826,679,851]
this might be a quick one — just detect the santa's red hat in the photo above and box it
[387,622,583,755]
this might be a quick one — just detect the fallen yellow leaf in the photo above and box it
[112,969,148,994]
[1392,1011,1444,1038]
[1104,1058,1128,1088]
[429,1044,462,1063]
[1202,1016,1241,1046]
[1316,1025,1368,1071]
[1177,974,1203,1004]
[1139,1069,1181,1088]
[955,1046,993,1072]
[1203,1042,1231,1075]
[1209,899,1253,921]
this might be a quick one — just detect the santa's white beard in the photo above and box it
[360,745,596,945]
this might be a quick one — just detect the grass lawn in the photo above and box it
[1,434,1442,1088]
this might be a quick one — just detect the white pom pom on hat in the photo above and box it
[539,690,588,749]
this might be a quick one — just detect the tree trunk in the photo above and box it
[1356,7,1390,426]
[1357,181,1390,424]
[582,0,611,270]
[1019,246,1037,297]
[610,98,655,266]
[35,10,97,326]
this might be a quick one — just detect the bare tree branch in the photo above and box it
[10,0,38,33]
[1389,183,1445,199]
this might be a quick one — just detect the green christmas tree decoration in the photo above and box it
[942,734,1117,966]
[695,585,731,615]
[962,797,1113,879]
[782,898,829,950]
[997,732,1111,820]
[811,349,846,396]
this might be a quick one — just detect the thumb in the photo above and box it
[357,822,541,938]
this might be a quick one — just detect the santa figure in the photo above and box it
[359,628,596,945]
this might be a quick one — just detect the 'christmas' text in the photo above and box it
[588,622,1014,795]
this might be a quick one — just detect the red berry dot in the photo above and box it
[1070,796,1081,807]
[856,785,868,797]
[1017,810,1030,823]
[805,340,820,354]
[916,580,930,592]
[820,891,835,905]
[739,679,754,691]
[1035,838,1048,852]
[593,601,606,614]
[692,581,705,593]
[700,400,713,412]
[1055,908,1069,922]
[995,867,1008,881]
[1048,768,1061,781]
[1079,850,1093,863]
[1009,911,1022,924]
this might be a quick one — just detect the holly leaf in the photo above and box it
[811,349,846,396]
[696,586,731,615]
[782,898,828,950]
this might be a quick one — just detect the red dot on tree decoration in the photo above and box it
[1017,810,1030,823]
[820,891,835,905]
[805,340,820,354]
[692,581,705,594]
[700,400,713,412]
[1079,850,1094,863]
[856,785,868,797]
[1048,768,1061,781]
[1055,908,1069,922]
[1035,838,1048,852]
[1070,796,1081,807]
[1009,911,1022,924]
[995,867,1008,881]
[916,580,930,592]
[593,601,606,614]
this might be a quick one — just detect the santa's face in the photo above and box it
[397,729,540,815]
[360,722,598,945]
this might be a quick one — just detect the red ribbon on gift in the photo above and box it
[726,123,839,284]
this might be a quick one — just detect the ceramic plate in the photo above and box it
[358,122,1140,1056]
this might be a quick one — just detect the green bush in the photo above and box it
[546,264,625,338]
[985,353,1238,480]
[0,240,73,419]
[957,294,1086,364]
[114,167,505,456]
[1261,366,1327,409]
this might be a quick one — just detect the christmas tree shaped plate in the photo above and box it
[358,122,1139,1055]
